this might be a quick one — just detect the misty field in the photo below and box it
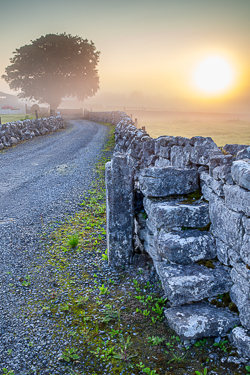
[0,113,36,123]
[130,110,250,147]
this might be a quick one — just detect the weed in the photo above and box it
[195,368,208,375]
[148,336,165,345]
[102,249,108,261]
[168,353,186,363]
[7,349,12,355]
[99,284,110,295]
[2,369,14,375]
[60,348,79,362]
[213,339,228,352]
[67,234,79,248]
[194,338,207,347]
[246,365,250,373]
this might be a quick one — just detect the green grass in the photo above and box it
[0,113,37,124]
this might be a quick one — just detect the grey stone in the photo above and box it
[10,137,17,144]
[159,145,171,159]
[231,159,250,191]
[200,172,224,197]
[224,184,250,216]
[223,144,249,156]
[209,154,233,176]
[209,193,243,251]
[190,146,213,165]
[155,230,216,265]
[154,157,171,168]
[170,146,191,168]
[144,228,162,262]
[155,136,177,153]
[243,216,250,235]
[212,165,231,181]
[237,146,250,160]
[230,285,250,329]
[216,238,230,265]
[190,136,218,148]
[105,154,134,266]
[139,167,199,198]
[240,234,250,266]
[165,303,240,340]
[230,268,250,297]
[155,262,232,305]
[232,327,250,358]
[143,198,210,231]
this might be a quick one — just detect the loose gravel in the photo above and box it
[0,119,109,373]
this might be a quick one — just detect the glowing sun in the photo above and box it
[192,55,235,95]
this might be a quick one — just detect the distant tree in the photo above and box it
[2,33,100,110]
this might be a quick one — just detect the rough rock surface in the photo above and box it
[155,262,232,305]
[165,303,240,340]
[224,184,250,216]
[232,327,250,358]
[139,167,199,197]
[209,193,243,251]
[105,153,134,266]
[155,230,216,265]
[144,198,210,231]
[231,159,250,191]
[230,284,250,329]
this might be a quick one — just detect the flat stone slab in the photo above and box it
[155,230,216,265]
[165,303,240,340]
[232,327,250,358]
[144,198,210,230]
[139,167,199,197]
[156,262,233,306]
[231,159,250,191]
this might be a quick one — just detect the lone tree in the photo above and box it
[2,33,100,110]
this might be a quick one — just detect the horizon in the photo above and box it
[0,0,249,114]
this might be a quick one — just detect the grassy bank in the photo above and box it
[10,123,248,375]
[0,114,36,124]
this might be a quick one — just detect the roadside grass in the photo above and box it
[17,123,248,375]
[0,113,36,123]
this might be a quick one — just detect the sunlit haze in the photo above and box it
[0,0,249,113]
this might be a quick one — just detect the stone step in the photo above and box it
[165,302,240,340]
[144,198,210,231]
[155,230,216,265]
[155,262,233,306]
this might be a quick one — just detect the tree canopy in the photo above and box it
[2,33,100,109]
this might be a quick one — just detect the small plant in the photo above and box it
[61,303,70,312]
[99,284,110,295]
[60,348,79,362]
[75,295,89,307]
[168,353,186,363]
[102,249,108,261]
[245,365,250,373]
[68,234,79,248]
[2,369,14,375]
[21,275,30,287]
[100,304,119,323]
[148,336,165,345]
[213,339,228,352]
[7,349,12,355]
[194,338,207,347]
[195,368,208,375]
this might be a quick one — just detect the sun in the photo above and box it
[192,55,235,95]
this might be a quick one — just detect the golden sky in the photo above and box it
[0,0,249,112]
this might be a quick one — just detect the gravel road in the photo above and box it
[0,119,110,373]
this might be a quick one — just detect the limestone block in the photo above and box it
[200,172,224,197]
[243,216,250,235]
[232,327,250,358]
[231,159,250,191]
[209,154,233,176]
[237,146,250,160]
[240,234,250,266]
[170,146,191,168]
[190,136,218,148]
[212,165,231,181]
[144,198,210,231]
[216,238,230,265]
[190,146,212,165]
[165,303,240,340]
[159,145,171,159]
[155,230,216,265]
[154,157,171,168]
[105,154,134,266]
[224,184,250,216]
[139,167,199,198]
[223,144,249,156]
[230,284,250,329]
[155,136,177,153]
[144,228,162,262]
[209,194,243,251]
[231,268,250,297]
[155,262,232,305]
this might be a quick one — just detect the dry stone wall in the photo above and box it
[85,110,250,358]
[0,116,64,150]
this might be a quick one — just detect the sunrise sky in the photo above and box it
[0,0,249,112]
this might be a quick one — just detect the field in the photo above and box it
[128,110,250,147]
[0,113,36,124]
